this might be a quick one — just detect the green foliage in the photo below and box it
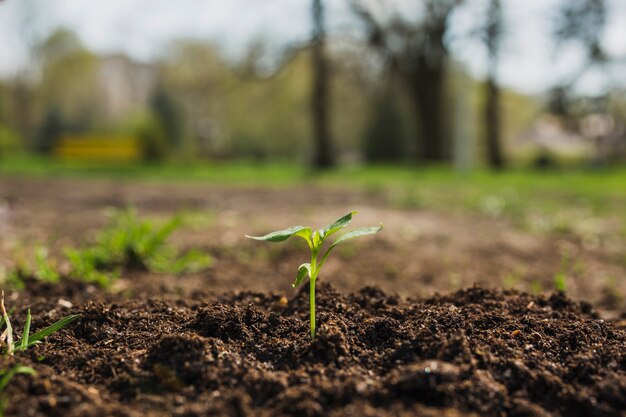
[64,247,114,287]
[0,364,36,416]
[149,84,185,152]
[1,209,211,290]
[0,125,22,155]
[1,292,80,355]
[553,250,571,293]
[36,106,64,154]
[247,211,382,339]
[1,247,60,289]
[65,208,211,286]
[553,272,567,292]
[33,248,60,283]
[0,365,35,392]
[135,114,170,162]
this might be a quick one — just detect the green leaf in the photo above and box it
[141,215,182,256]
[319,224,383,268]
[246,226,311,243]
[27,314,81,346]
[331,225,383,248]
[311,230,322,248]
[0,365,36,392]
[293,263,311,288]
[18,309,31,351]
[318,211,358,239]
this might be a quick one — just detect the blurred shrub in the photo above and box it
[0,125,22,155]
[135,114,170,161]
[36,106,64,154]
[149,84,185,152]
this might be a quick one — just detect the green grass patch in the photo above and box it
[2,156,625,240]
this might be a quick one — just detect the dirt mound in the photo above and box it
[3,284,625,417]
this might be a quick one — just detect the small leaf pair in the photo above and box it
[246,211,382,339]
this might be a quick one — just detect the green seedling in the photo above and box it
[553,272,567,293]
[246,211,382,339]
[33,247,60,283]
[0,292,80,355]
[553,250,571,293]
[0,364,36,416]
[2,247,60,290]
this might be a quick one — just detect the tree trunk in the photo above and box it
[409,57,448,162]
[311,0,334,169]
[484,0,505,169]
[485,75,504,169]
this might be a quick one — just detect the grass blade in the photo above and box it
[142,215,182,255]
[18,309,31,352]
[0,292,13,355]
[0,365,36,392]
[28,314,81,346]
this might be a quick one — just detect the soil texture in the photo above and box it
[3,283,625,417]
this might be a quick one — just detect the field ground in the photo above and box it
[0,162,625,416]
[1,163,625,316]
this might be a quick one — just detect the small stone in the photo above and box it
[57,299,73,309]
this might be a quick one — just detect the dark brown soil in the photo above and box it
[3,282,625,417]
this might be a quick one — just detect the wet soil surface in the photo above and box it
[3,283,626,417]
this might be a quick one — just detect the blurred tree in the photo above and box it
[161,41,237,157]
[482,0,505,169]
[311,0,335,169]
[36,105,63,154]
[363,85,407,162]
[550,0,608,116]
[36,29,103,134]
[135,114,169,162]
[351,0,463,162]
[149,83,185,152]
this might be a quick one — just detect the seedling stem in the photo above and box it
[247,211,382,339]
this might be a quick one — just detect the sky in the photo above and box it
[0,0,624,95]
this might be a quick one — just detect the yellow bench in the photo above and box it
[53,136,143,162]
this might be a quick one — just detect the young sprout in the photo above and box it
[246,211,382,339]
[0,291,80,355]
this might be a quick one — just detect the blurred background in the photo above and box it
[0,0,624,168]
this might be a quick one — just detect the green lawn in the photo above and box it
[2,154,625,238]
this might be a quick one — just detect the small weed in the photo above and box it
[65,208,211,286]
[33,248,60,283]
[2,209,211,290]
[0,364,36,416]
[553,250,572,293]
[553,272,567,293]
[1,247,60,289]
[0,292,80,355]
[247,211,382,339]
